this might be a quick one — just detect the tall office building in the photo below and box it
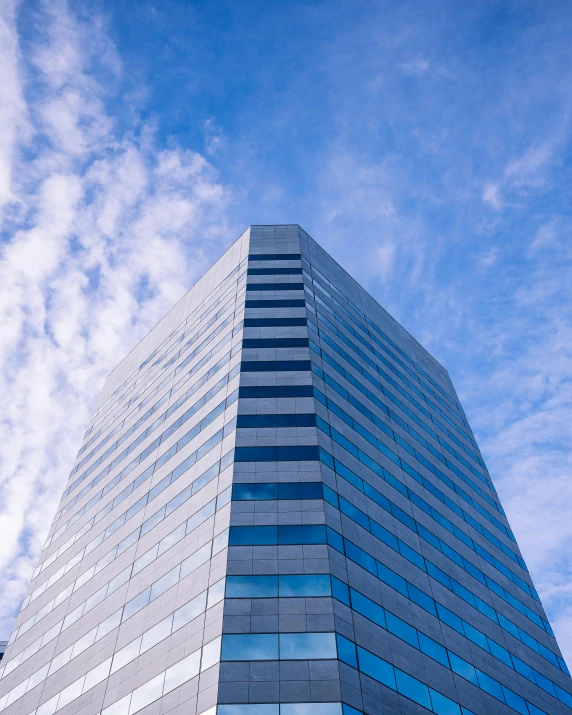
[1,225,571,715]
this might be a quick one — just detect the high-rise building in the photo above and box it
[1,224,570,715]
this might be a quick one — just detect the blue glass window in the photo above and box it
[279,632,336,659]
[502,688,528,715]
[336,634,357,668]
[245,300,306,308]
[222,634,278,660]
[357,647,396,689]
[248,254,302,261]
[241,360,312,372]
[448,654,478,686]
[278,574,331,596]
[475,669,504,700]
[247,267,303,275]
[331,577,350,605]
[278,524,326,544]
[278,482,323,499]
[229,525,277,545]
[386,612,418,648]
[232,483,278,500]
[395,669,431,709]
[234,445,320,462]
[429,690,461,715]
[226,576,279,598]
[236,414,316,428]
[239,385,314,398]
[218,706,278,715]
[242,338,309,349]
[418,633,449,667]
[246,283,304,291]
[231,481,322,500]
[228,524,326,546]
[244,318,307,327]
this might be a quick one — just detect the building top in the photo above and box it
[100,224,453,406]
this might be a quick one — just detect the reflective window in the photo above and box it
[248,254,302,261]
[232,482,322,500]
[222,634,278,661]
[240,360,312,372]
[279,633,336,659]
[279,574,331,596]
[234,445,320,462]
[229,524,326,545]
[239,385,313,398]
[226,576,279,598]
[247,267,303,275]
[246,283,304,291]
[225,574,331,598]
[244,318,307,327]
[236,414,316,428]
[245,299,306,308]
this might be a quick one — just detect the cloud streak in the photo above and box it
[0,0,232,637]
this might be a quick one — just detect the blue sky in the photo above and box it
[1,0,572,663]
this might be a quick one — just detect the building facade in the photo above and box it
[1,224,571,715]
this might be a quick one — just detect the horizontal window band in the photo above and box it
[246,283,305,291]
[221,573,571,698]
[245,299,306,308]
[229,524,326,545]
[248,254,302,261]
[236,414,316,428]
[218,704,349,715]
[243,318,307,327]
[240,360,312,372]
[226,518,562,669]
[238,385,314,398]
[234,445,321,462]
[242,338,309,349]
[231,482,323,500]
[226,574,331,598]
[325,526,564,672]
[247,267,303,275]
[221,632,337,661]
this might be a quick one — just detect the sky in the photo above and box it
[1,0,572,664]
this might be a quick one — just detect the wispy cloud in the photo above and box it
[0,0,232,636]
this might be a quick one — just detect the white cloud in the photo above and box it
[483,140,558,210]
[0,0,232,637]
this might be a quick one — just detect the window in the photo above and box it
[357,647,395,689]
[221,633,336,661]
[246,283,305,291]
[278,482,323,499]
[247,267,303,275]
[429,690,461,715]
[279,632,336,660]
[279,574,331,596]
[242,338,309,349]
[232,482,322,500]
[225,574,330,598]
[236,414,316,428]
[244,318,307,327]
[232,483,278,500]
[245,300,306,308]
[234,445,320,462]
[218,707,279,715]
[248,254,302,261]
[228,524,326,545]
[239,385,314,398]
[222,634,278,661]
[226,576,279,598]
[395,670,431,709]
[240,360,312,372]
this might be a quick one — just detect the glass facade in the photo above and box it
[1,225,570,715]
